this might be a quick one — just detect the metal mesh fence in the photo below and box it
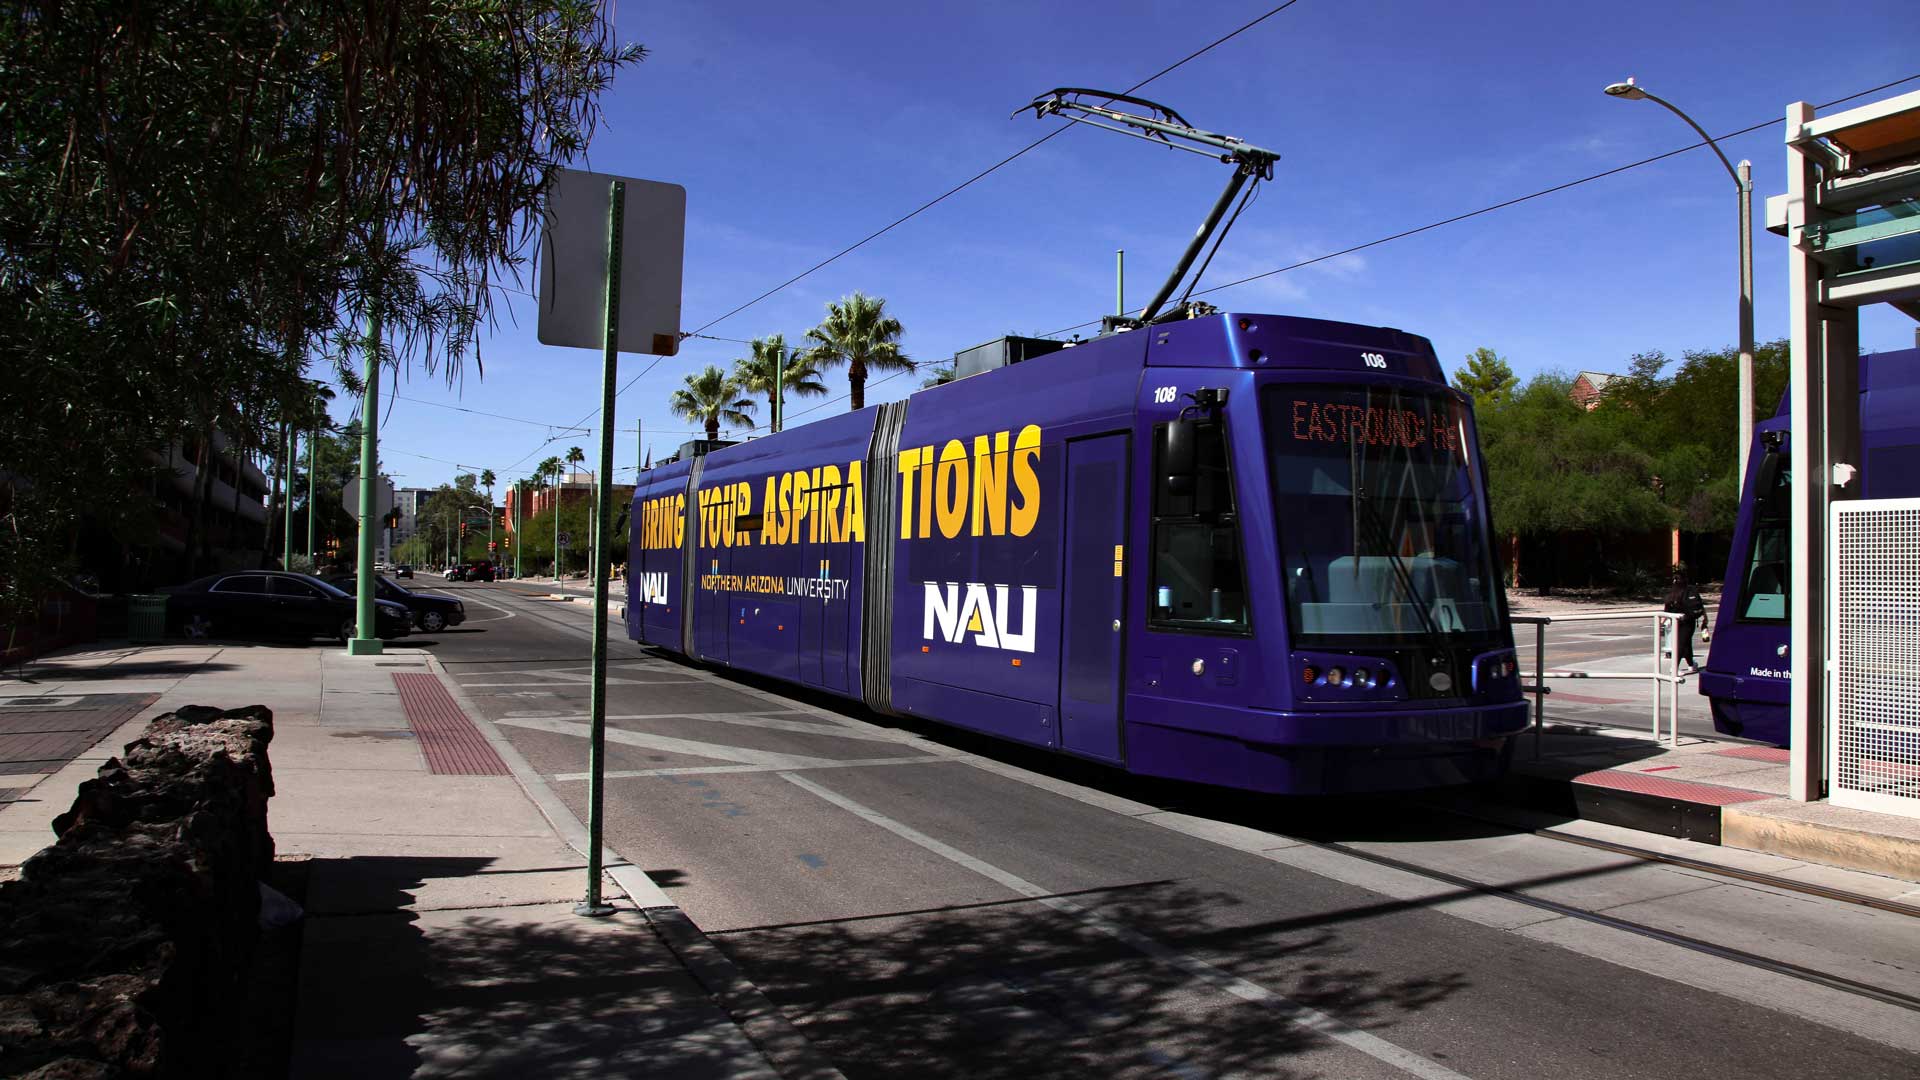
[1831,500,1920,816]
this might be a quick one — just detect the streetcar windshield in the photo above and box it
[1262,385,1503,645]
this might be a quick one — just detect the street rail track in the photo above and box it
[1294,834,1920,1014]
[459,580,1920,1014]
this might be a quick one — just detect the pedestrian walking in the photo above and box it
[1664,564,1708,669]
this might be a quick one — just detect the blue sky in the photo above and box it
[345,0,1920,493]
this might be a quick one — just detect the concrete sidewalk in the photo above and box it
[0,641,833,1079]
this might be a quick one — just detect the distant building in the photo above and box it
[151,431,271,574]
[393,487,431,549]
[503,472,633,537]
[1571,370,1621,410]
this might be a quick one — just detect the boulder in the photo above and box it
[0,705,274,1078]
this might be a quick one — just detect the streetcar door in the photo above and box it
[1059,433,1128,763]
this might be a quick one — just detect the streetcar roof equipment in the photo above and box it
[1015,88,1282,327]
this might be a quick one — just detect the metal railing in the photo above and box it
[1510,609,1702,757]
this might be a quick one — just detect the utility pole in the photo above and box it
[306,424,316,565]
[348,264,384,656]
[283,426,294,569]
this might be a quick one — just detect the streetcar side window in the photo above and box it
[1150,419,1250,632]
[1738,450,1789,623]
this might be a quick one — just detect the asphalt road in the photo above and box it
[419,581,1918,1080]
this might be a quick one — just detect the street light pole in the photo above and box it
[306,424,317,565]
[283,425,294,570]
[1605,77,1757,493]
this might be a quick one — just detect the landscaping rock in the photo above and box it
[0,705,275,1079]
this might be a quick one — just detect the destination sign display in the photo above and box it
[1287,397,1462,455]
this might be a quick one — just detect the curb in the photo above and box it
[1492,767,1920,880]
[1494,770,1727,844]
[1721,807,1920,882]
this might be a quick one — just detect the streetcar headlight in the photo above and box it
[1352,667,1371,687]
[1325,667,1345,687]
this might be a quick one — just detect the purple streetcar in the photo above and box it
[1700,347,1920,746]
[624,312,1528,794]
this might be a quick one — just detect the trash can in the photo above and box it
[128,594,170,644]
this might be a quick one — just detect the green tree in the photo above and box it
[669,367,756,441]
[804,292,913,411]
[921,362,957,388]
[0,1,641,605]
[732,334,827,419]
[1452,348,1517,406]
[1479,373,1670,592]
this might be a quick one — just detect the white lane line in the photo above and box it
[500,711,908,743]
[450,591,519,622]
[496,715,848,770]
[489,578,1920,1050]
[553,756,948,781]
[781,772,1475,1080]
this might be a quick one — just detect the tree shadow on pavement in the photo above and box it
[711,877,1467,1080]
[4,659,240,682]
[291,855,770,1080]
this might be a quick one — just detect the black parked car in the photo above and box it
[457,560,496,582]
[162,571,411,643]
[394,564,414,579]
[323,574,465,633]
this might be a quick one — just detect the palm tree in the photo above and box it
[669,366,756,441]
[537,455,564,577]
[479,468,496,558]
[921,362,956,388]
[804,292,912,411]
[304,384,337,563]
[732,334,826,426]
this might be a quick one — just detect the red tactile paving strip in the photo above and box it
[391,672,509,776]
[1712,746,1792,764]
[1572,768,1772,806]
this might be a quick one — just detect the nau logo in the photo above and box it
[638,572,671,606]
[922,581,1038,653]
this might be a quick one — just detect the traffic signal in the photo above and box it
[501,535,511,550]
[488,541,497,552]
[460,522,467,537]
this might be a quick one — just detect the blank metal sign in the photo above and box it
[538,169,685,356]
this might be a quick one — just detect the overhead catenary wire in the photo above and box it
[488,40,1918,475]
[510,0,1313,467]
[1042,70,1920,338]
[684,0,1309,341]
[392,393,594,433]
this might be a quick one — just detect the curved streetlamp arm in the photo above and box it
[1636,89,1746,189]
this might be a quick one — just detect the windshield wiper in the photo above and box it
[1352,485,1444,639]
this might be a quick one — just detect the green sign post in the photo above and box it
[348,301,384,657]
[539,168,684,918]
[575,180,625,916]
